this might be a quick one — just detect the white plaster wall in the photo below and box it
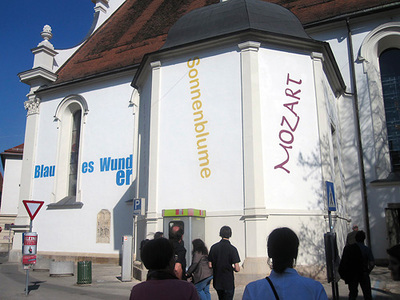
[141,44,341,268]
[0,158,22,215]
[348,17,400,259]
[156,48,244,212]
[31,73,136,254]
[310,13,400,259]
[259,49,322,211]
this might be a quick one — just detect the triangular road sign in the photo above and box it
[23,200,44,221]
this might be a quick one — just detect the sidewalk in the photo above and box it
[321,267,400,300]
[1,255,399,300]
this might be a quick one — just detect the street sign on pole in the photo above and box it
[22,200,44,221]
[21,200,43,296]
[133,198,145,216]
[326,181,336,212]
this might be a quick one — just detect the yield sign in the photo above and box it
[23,200,44,221]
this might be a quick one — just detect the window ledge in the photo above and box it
[47,196,84,210]
[370,172,400,187]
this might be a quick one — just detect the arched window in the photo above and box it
[49,95,88,209]
[359,22,400,180]
[379,48,400,172]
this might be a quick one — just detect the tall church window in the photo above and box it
[69,109,81,196]
[359,23,400,180]
[49,95,88,209]
[379,48,400,172]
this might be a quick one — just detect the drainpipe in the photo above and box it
[345,18,371,248]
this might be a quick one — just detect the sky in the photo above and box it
[0,1,95,173]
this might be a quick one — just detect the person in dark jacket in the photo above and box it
[170,225,187,280]
[130,238,199,300]
[186,239,213,300]
[339,230,375,300]
[208,226,240,300]
[387,244,400,281]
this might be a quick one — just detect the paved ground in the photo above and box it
[1,254,399,299]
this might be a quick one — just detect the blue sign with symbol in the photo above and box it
[326,181,336,211]
[133,198,142,215]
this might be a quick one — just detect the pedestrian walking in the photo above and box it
[170,225,187,280]
[339,230,375,300]
[208,225,240,300]
[130,237,199,300]
[346,224,359,245]
[186,239,213,300]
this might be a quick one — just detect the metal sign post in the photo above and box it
[325,181,339,300]
[22,200,44,296]
[132,198,145,261]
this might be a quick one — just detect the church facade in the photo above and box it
[3,0,400,279]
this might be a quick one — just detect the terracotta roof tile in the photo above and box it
[56,0,219,84]
[2,144,24,155]
[273,0,400,24]
[54,0,400,85]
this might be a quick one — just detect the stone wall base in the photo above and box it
[8,249,120,268]
[133,260,148,281]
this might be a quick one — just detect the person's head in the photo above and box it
[352,225,359,231]
[355,230,366,243]
[192,238,208,255]
[141,238,174,271]
[267,227,299,273]
[219,226,232,239]
[154,231,163,239]
[387,244,400,281]
[170,225,184,242]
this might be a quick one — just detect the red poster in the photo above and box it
[23,255,36,265]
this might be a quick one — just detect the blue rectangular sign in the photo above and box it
[326,181,336,211]
[133,198,141,215]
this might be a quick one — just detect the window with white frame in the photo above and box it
[49,95,88,209]
[360,22,400,180]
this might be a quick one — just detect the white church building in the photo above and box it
[2,0,400,280]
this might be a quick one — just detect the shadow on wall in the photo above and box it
[295,134,349,279]
[112,183,134,253]
[297,217,328,279]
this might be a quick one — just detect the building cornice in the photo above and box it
[18,67,58,85]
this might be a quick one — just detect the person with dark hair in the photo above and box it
[186,239,213,300]
[346,224,359,245]
[154,231,164,239]
[208,225,240,300]
[387,244,400,281]
[130,238,199,300]
[243,227,328,300]
[170,225,187,280]
[339,230,375,300]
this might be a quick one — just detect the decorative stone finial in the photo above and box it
[41,25,53,41]
[37,25,54,49]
